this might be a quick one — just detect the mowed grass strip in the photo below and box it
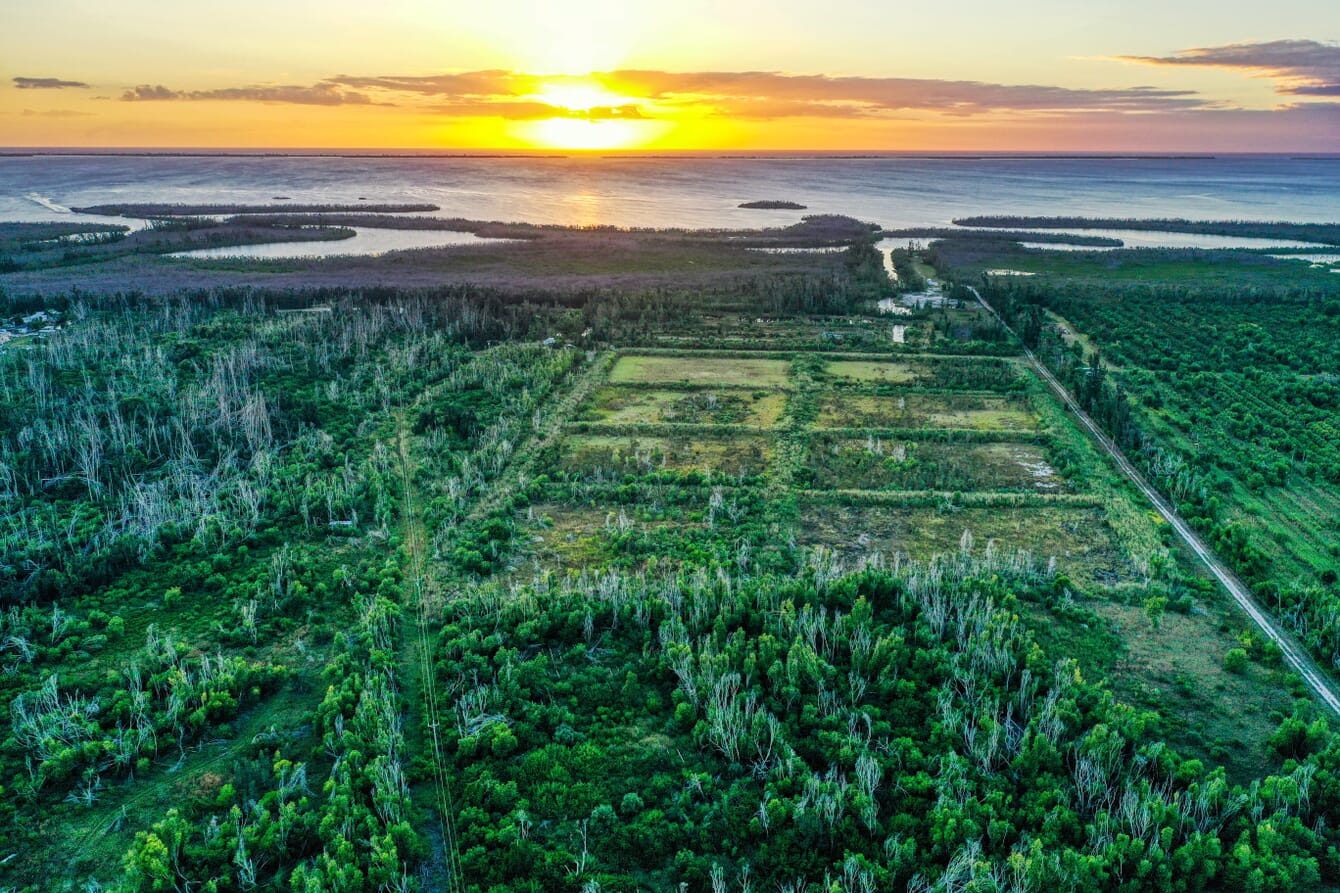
[816,392,1038,431]
[825,360,918,384]
[608,354,792,387]
[577,386,788,427]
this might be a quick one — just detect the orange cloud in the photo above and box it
[118,69,1210,119]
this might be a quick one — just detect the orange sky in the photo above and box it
[3,1,1338,151]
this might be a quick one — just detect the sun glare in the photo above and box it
[525,117,642,150]
[512,79,667,150]
[537,83,628,112]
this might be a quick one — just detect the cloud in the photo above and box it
[121,83,377,105]
[601,71,1209,117]
[122,84,180,101]
[331,70,539,97]
[321,69,1209,119]
[431,100,644,120]
[108,66,1224,120]
[1119,40,1340,97]
[13,76,89,89]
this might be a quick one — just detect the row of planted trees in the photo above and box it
[977,275,1340,671]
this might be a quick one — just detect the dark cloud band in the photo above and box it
[121,83,376,105]
[13,76,89,90]
[1120,39,1340,97]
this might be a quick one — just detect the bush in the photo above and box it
[1224,648,1250,674]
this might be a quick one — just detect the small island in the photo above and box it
[739,200,808,210]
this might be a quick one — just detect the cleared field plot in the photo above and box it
[824,356,1022,390]
[608,354,791,386]
[825,360,917,384]
[519,502,709,571]
[816,392,1038,431]
[1085,600,1296,782]
[519,496,777,573]
[803,437,1070,492]
[797,503,1130,584]
[556,434,772,478]
[577,386,787,427]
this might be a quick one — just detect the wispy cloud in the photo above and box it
[121,83,377,105]
[604,70,1208,117]
[13,76,89,90]
[22,108,94,118]
[1119,40,1340,97]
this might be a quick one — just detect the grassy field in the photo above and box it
[557,432,774,478]
[801,437,1071,492]
[815,391,1038,430]
[519,332,1302,797]
[795,501,1126,580]
[824,359,918,383]
[576,386,788,427]
[822,355,1024,390]
[607,354,793,387]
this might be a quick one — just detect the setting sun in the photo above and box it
[523,117,641,150]
[535,82,628,113]
[509,79,669,149]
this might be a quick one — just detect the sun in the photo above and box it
[537,83,628,113]
[512,79,669,150]
[526,117,643,151]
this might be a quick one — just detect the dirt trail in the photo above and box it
[459,351,614,526]
[397,423,465,893]
[966,285,1340,716]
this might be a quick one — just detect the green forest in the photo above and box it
[1,221,1340,893]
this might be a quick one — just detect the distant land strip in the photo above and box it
[954,216,1340,246]
[74,202,440,216]
[882,227,1122,247]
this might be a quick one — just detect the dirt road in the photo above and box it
[966,285,1340,716]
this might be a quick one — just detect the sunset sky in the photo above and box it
[2,0,1338,151]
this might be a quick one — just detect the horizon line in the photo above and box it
[4,148,1340,161]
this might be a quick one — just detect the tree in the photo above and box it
[1144,595,1169,630]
